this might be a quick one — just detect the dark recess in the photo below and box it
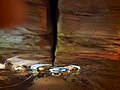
[50,0,58,66]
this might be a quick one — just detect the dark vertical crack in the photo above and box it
[50,0,58,66]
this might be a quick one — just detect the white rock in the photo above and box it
[0,63,5,69]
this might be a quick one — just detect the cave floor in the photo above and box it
[1,58,118,90]
[28,77,82,90]
[28,59,120,90]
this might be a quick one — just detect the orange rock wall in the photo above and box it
[56,0,120,64]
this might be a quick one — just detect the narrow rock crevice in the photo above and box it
[50,0,58,66]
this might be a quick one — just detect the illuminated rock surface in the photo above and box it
[55,0,120,90]
[0,0,120,90]
[0,0,52,63]
[56,0,120,63]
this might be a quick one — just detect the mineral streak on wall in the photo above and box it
[0,0,52,63]
[56,0,120,64]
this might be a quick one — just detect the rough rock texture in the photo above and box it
[0,0,52,63]
[0,69,31,90]
[28,60,120,90]
[56,0,120,89]
[56,0,120,62]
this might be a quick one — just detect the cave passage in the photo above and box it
[50,0,58,66]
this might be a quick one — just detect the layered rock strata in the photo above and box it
[56,0,120,64]
[0,0,52,63]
